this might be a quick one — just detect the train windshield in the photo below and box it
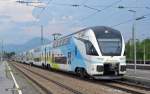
[92,27,122,56]
[97,39,122,56]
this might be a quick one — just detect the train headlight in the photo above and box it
[120,57,125,60]
[97,65,103,72]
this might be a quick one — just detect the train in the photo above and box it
[15,26,126,79]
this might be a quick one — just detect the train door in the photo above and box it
[68,52,71,64]
[67,52,72,71]
[44,48,47,65]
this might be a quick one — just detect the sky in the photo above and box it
[0,0,150,45]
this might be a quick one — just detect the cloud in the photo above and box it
[0,0,36,22]
[42,19,86,38]
[0,0,37,44]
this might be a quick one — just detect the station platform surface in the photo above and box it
[126,69,150,80]
[0,61,14,94]
[125,69,150,86]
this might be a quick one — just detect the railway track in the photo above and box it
[95,80,150,94]
[60,71,150,94]
[11,62,150,94]
[52,70,150,94]
[12,63,83,94]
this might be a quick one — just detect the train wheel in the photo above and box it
[47,64,51,70]
[80,68,88,78]
[75,68,80,77]
[42,63,45,69]
[76,68,88,78]
[30,62,33,67]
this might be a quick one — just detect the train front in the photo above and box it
[84,26,126,79]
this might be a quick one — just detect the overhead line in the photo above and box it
[101,0,122,11]
[111,19,133,27]
[111,13,150,27]
[21,0,53,39]
[36,0,53,19]
[51,2,150,9]
[81,0,122,21]
[70,0,122,27]
[83,5,101,11]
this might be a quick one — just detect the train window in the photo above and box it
[54,56,67,64]
[52,37,70,48]
[49,51,51,57]
[75,46,77,56]
[57,41,59,46]
[97,39,122,56]
[34,58,40,62]
[60,40,63,46]
[66,38,70,44]
[85,40,98,56]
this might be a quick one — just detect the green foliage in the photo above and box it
[125,39,150,60]
[3,52,16,59]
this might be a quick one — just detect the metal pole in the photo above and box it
[143,40,146,64]
[1,40,4,62]
[128,9,137,73]
[133,12,137,73]
[129,39,132,60]
[41,25,44,46]
[40,25,44,66]
[0,41,1,61]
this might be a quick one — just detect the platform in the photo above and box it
[125,69,150,86]
[0,61,14,94]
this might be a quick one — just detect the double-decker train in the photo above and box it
[16,26,126,79]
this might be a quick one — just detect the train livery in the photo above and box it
[16,26,126,79]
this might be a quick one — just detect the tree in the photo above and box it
[3,52,16,59]
[125,38,150,61]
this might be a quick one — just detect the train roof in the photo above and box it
[90,26,120,33]
[56,26,121,40]
[91,26,121,39]
[19,26,121,53]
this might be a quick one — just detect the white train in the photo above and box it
[17,26,126,79]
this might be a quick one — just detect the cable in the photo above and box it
[118,6,150,9]
[111,19,133,27]
[68,0,122,27]
[70,0,150,28]
[82,0,122,20]
[51,2,150,10]
[36,0,53,19]
[111,13,150,27]
[83,5,101,11]
[21,0,53,37]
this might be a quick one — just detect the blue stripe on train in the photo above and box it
[58,37,86,71]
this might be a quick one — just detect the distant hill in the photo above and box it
[5,37,50,53]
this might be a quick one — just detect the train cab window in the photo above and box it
[85,40,98,56]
